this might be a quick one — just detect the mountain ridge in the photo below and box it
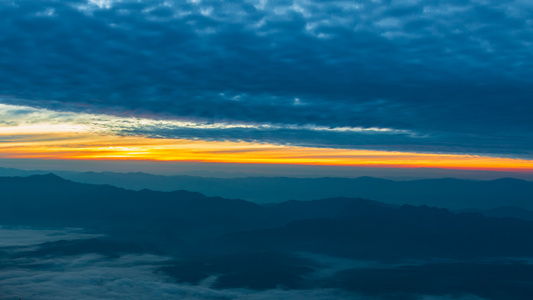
[52,172,533,209]
[3,172,533,298]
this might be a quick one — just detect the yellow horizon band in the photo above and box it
[0,132,532,172]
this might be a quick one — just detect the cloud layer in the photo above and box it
[0,227,488,300]
[1,0,533,157]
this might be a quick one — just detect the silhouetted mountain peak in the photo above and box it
[355,176,392,183]
[27,173,68,182]
[170,189,208,199]
[490,177,529,184]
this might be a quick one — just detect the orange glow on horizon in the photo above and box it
[1,131,533,172]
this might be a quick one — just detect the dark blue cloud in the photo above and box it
[1,0,533,157]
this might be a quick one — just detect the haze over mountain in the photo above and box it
[1,168,531,210]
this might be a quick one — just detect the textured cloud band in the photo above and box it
[1,0,532,157]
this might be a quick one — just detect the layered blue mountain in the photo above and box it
[35,171,533,209]
[2,174,533,299]
[1,173,533,258]
[2,168,532,209]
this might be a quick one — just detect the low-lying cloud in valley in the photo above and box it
[0,226,494,300]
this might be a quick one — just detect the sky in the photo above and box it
[0,0,532,176]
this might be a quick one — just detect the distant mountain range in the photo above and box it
[2,173,533,299]
[0,173,532,257]
[0,167,531,209]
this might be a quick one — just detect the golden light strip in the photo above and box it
[0,131,532,172]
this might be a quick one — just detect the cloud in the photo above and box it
[0,226,102,248]
[0,251,486,300]
[1,1,532,157]
[1,246,350,300]
[3,103,533,172]
[0,227,501,300]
